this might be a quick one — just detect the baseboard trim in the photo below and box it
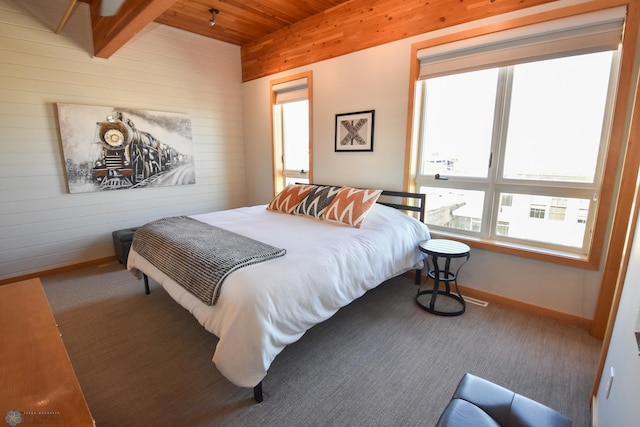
[0,256,117,286]
[403,271,592,328]
[458,285,593,330]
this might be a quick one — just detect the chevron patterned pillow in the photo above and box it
[267,184,316,213]
[294,185,342,219]
[322,186,382,228]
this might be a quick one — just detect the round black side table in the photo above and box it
[417,239,470,316]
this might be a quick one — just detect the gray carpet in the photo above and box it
[41,260,600,426]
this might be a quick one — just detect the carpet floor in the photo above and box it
[41,260,601,426]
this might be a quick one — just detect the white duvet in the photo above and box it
[127,203,430,388]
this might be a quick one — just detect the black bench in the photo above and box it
[112,228,138,266]
[437,373,572,427]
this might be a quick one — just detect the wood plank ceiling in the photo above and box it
[78,0,350,57]
[72,0,555,81]
[156,0,352,46]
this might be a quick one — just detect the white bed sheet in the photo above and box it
[128,203,430,388]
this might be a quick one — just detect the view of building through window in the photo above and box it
[416,50,615,253]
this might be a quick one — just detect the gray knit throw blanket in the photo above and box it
[132,216,286,305]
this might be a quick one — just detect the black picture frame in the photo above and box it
[334,110,375,152]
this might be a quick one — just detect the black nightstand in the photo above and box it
[417,239,470,316]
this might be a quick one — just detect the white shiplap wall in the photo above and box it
[0,0,246,281]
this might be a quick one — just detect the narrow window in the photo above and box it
[270,73,312,194]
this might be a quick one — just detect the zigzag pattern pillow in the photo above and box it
[267,184,315,213]
[294,185,341,219]
[322,186,382,228]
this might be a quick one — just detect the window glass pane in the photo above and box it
[503,51,613,182]
[421,69,498,178]
[496,193,589,248]
[285,177,308,186]
[282,100,309,172]
[420,186,485,232]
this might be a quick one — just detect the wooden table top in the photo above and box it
[0,278,94,426]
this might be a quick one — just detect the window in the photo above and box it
[549,198,568,221]
[271,73,312,193]
[530,205,546,220]
[411,9,624,256]
[577,200,589,225]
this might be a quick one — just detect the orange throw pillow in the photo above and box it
[267,184,316,213]
[322,186,382,228]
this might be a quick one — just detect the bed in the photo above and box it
[127,185,430,401]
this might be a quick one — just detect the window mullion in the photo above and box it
[486,67,513,240]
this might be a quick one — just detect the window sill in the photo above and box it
[428,230,598,270]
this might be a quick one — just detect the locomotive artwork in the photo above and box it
[57,103,195,194]
[92,111,183,190]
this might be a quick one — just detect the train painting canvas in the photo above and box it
[56,103,195,193]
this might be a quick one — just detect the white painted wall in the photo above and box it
[0,0,246,280]
[242,1,631,320]
[595,209,640,425]
[242,38,413,205]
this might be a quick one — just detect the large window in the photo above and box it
[412,9,623,257]
[271,73,312,194]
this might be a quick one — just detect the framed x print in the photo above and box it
[335,110,375,152]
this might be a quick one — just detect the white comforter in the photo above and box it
[128,203,430,388]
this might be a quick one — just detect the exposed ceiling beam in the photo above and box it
[240,0,557,82]
[91,0,179,59]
